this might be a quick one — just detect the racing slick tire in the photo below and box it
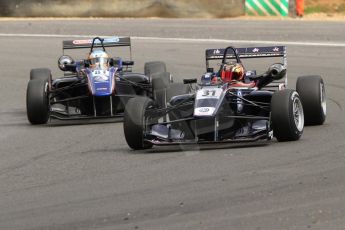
[151,72,170,107]
[26,78,49,124]
[30,68,51,81]
[124,97,154,150]
[145,61,173,83]
[144,61,166,77]
[152,78,189,108]
[296,75,326,125]
[271,89,304,141]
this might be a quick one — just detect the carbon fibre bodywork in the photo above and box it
[143,85,274,145]
[49,71,150,120]
[131,45,288,146]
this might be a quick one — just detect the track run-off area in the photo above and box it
[0,18,345,230]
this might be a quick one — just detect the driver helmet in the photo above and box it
[88,50,110,69]
[220,63,245,82]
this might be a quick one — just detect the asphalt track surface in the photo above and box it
[0,18,345,230]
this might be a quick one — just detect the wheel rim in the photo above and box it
[320,82,326,115]
[293,97,304,132]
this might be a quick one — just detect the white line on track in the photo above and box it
[1,33,345,47]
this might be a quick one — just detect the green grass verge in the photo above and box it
[306,3,345,14]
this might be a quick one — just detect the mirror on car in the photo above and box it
[123,61,134,66]
[84,60,90,68]
[207,67,214,73]
[109,58,114,67]
[183,78,197,84]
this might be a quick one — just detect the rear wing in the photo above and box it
[206,46,287,89]
[62,36,132,60]
[63,36,131,50]
[205,46,286,61]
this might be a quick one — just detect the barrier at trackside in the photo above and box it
[1,0,304,18]
[245,0,289,16]
[0,0,245,17]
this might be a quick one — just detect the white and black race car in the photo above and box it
[123,45,326,150]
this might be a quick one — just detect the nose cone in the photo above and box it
[88,68,115,96]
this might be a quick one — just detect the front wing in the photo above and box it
[48,79,151,121]
[142,113,273,146]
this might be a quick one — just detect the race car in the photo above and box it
[123,45,326,150]
[26,36,169,124]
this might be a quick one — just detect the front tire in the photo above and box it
[26,79,49,124]
[296,75,326,125]
[271,89,304,141]
[124,97,154,150]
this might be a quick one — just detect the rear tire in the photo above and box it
[145,61,173,83]
[296,75,326,125]
[144,61,166,77]
[124,97,154,150]
[26,79,49,124]
[271,89,304,141]
[30,68,51,81]
[151,77,189,108]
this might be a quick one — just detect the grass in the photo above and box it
[305,3,345,14]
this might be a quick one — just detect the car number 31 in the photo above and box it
[197,87,223,99]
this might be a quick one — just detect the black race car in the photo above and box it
[26,36,170,124]
[123,45,326,150]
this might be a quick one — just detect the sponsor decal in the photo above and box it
[72,37,120,45]
[94,74,109,82]
[93,70,110,82]
[198,107,210,112]
[96,87,108,91]
[213,49,221,54]
[73,39,92,45]
[194,107,215,116]
[252,48,259,52]
[103,37,120,43]
[273,47,279,52]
